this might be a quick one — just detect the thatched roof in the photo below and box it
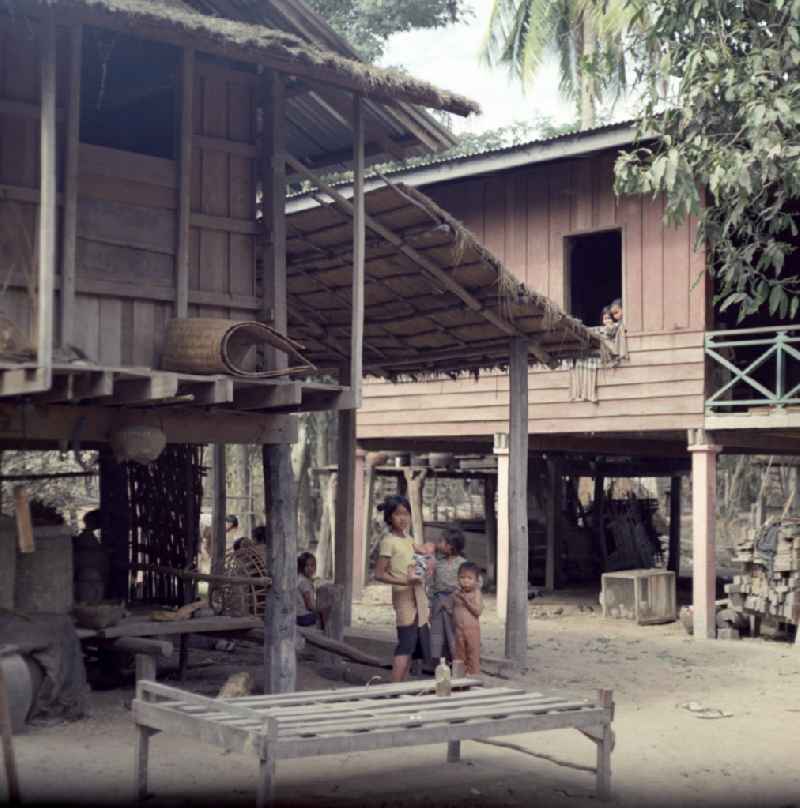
[285,183,605,379]
[17,0,479,117]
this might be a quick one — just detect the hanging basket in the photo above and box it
[110,424,166,465]
[161,318,315,378]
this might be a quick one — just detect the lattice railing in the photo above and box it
[705,326,800,413]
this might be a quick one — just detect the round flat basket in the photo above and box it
[161,318,313,378]
[210,543,269,617]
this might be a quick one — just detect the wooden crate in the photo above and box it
[601,569,676,625]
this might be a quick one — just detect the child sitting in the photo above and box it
[446,561,484,675]
[296,551,319,627]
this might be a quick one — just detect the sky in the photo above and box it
[379,0,575,135]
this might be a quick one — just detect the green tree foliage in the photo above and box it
[482,0,634,127]
[614,0,800,321]
[305,0,470,62]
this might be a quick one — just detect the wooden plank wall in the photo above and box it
[358,331,707,440]
[0,20,65,346]
[359,152,709,440]
[187,62,258,325]
[1,38,259,368]
[427,150,708,334]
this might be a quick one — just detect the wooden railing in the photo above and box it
[705,326,800,413]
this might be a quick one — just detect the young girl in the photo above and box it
[446,561,484,676]
[296,551,318,627]
[373,495,431,682]
[429,526,467,661]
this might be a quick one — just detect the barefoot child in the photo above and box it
[447,561,483,675]
[429,526,467,661]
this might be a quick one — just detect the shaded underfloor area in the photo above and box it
[6,593,800,808]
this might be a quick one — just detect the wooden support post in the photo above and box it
[668,476,682,575]
[505,337,529,668]
[484,476,498,589]
[545,460,561,591]
[595,689,613,801]
[211,444,227,575]
[351,448,367,601]
[37,10,57,385]
[403,467,427,544]
[362,455,377,583]
[134,723,155,802]
[350,93,365,404]
[689,431,721,640]
[59,24,82,348]
[593,473,607,572]
[176,47,194,318]
[262,444,297,693]
[134,652,157,685]
[334,409,356,626]
[256,724,277,808]
[261,71,287,370]
[494,433,509,620]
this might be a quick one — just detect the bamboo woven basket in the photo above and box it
[161,318,315,378]
[211,543,269,617]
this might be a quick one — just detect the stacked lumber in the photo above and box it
[726,517,800,623]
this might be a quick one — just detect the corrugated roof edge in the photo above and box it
[287,119,643,210]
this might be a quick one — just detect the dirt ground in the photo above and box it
[5,587,800,808]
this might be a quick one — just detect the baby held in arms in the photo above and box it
[409,541,437,582]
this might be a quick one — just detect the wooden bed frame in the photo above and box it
[132,678,614,806]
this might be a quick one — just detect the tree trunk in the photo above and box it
[578,11,596,129]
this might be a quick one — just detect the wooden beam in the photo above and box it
[484,475,498,588]
[112,374,179,405]
[262,71,287,371]
[545,459,561,591]
[0,403,296,446]
[668,476,681,575]
[59,24,82,348]
[334,408,356,627]
[350,94,365,404]
[262,443,297,693]
[176,47,193,319]
[233,382,302,411]
[494,432,509,620]
[351,448,367,601]
[37,9,57,386]
[284,156,551,364]
[177,378,234,405]
[211,444,227,576]
[505,338,529,668]
[593,473,608,572]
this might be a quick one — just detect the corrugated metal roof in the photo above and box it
[287,119,640,205]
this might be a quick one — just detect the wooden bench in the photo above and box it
[132,679,614,806]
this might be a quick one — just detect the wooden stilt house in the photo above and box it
[0,0,484,690]
[289,122,800,649]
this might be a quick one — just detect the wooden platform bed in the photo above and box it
[132,678,615,806]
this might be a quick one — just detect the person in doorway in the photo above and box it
[445,561,484,676]
[601,306,615,331]
[609,298,623,323]
[296,551,319,627]
[429,525,468,661]
[373,495,431,682]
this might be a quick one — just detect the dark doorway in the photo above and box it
[566,229,623,327]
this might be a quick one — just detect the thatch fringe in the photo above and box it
[391,183,601,355]
[16,0,480,116]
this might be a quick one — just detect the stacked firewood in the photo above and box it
[726,517,800,623]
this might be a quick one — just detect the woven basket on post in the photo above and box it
[161,318,315,378]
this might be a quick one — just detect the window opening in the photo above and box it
[80,27,180,159]
[565,229,622,327]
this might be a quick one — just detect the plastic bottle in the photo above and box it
[435,657,452,697]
